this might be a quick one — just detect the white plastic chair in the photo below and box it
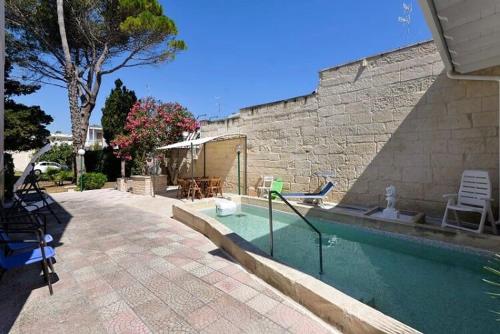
[441,170,497,234]
[257,176,274,198]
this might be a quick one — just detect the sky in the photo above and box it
[17,0,432,133]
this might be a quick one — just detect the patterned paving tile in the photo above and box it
[230,284,259,303]
[0,190,337,334]
[185,304,220,330]
[156,282,205,314]
[247,293,281,314]
[151,246,176,257]
[118,283,157,308]
[266,303,305,329]
[188,264,214,278]
[102,311,152,334]
[201,317,243,334]
[208,295,259,329]
[147,257,176,274]
[200,270,228,284]
[288,314,331,334]
[175,277,222,304]
[214,276,242,293]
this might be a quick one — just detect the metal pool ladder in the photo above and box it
[268,191,324,274]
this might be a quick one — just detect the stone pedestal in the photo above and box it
[116,178,131,192]
[130,175,168,196]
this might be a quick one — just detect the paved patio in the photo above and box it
[0,189,339,333]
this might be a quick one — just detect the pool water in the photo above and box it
[202,204,499,334]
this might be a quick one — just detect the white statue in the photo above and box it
[382,185,399,219]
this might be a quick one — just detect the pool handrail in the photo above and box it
[268,190,324,274]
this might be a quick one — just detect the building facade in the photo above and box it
[49,125,106,149]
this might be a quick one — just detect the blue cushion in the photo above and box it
[0,232,53,251]
[0,246,55,269]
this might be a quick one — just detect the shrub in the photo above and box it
[78,172,107,190]
[84,150,104,173]
[50,170,73,186]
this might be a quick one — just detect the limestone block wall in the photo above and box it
[200,41,499,217]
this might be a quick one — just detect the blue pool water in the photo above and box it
[202,204,499,334]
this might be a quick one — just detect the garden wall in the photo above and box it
[200,41,500,217]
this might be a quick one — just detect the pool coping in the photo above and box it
[172,201,421,334]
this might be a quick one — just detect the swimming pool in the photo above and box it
[202,204,498,334]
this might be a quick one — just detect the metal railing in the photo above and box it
[268,191,324,274]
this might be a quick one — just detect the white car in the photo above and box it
[34,161,62,175]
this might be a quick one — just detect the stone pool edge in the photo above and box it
[172,203,420,334]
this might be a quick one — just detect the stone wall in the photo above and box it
[200,41,499,217]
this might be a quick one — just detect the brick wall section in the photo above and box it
[200,41,499,217]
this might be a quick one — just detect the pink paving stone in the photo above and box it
[206,259,231,270]
[266,303,305,329]
[160,267,188,281]
[231,271,266,291]
[229,284,260,303]
[3,190,339,334]
[288,314,331,334]
[181,260,203,272]
[200,270,228,284]
[165,255,192,267]
[185,304,220,330]
[201,317,243,334]
[103,311,152,334]
[246,293,280,314]
[214,276,242,293]
[218,263,242,275]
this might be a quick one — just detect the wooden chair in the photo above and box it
[176,178,189,199]
[187,179,203,200]
[205,178,219,198]
[214,177,223,197]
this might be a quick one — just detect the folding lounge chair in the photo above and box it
[441,170,497,234]
[11,168,61,224]
[9,144,61,224]
[282,181,336,208]
[0,226,56,295]
[0,211,53,252]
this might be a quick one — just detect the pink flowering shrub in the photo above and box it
[112,98,199,174]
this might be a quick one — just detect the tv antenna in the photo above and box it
[398,1,412,38]
[214,96,222,116]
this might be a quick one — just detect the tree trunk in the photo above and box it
[121,159,126,178]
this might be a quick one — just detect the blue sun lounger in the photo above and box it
[282,181,335,207]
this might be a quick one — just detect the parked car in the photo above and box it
[33,161,63,175]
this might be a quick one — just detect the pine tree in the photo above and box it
[101,79,137,146]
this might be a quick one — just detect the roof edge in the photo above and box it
[319,39,435,73]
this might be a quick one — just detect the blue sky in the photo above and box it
[17,0,431,133]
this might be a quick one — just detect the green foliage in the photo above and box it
[101,79,137,146]
[40,144,74,168]
[6,0,187,84]
[4,52,52,151]
[4,153,16,199]
[101,148,125,181]
[78,172,108,190]
[46,167,59,177]
[49,170,73,186]
[84,150,104,173]
[484,254,500,320]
